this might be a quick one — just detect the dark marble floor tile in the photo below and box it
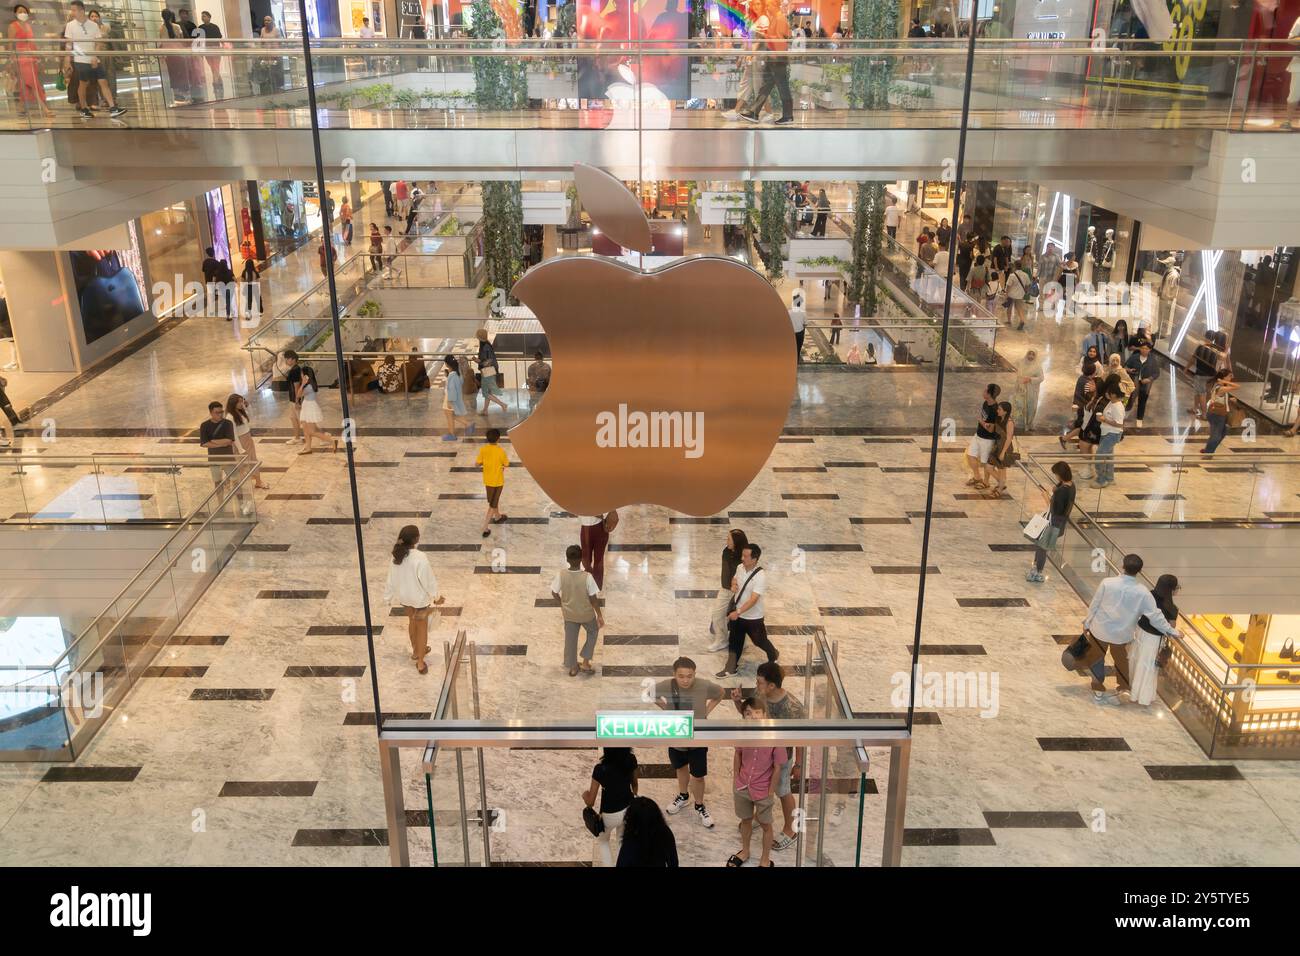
[372,510,432,518]
[306,517,369,525]
[497,517,550,524]
[306,625,381,636]
[824,461,877,468]
[474,644,528,655]
[1229,446,1283,453]
[292,828,388,847]
[601,665,674,677]
[352,461,400,468]
[988,543,1037,552]
[1090,511,1148,519]
[906,510,967,518]
[535,597,604,608]
[142,665,209,677]
[390,606,462,616]
[343,711,433,725]
[257,589,328,599]
[673,589,718,598]
[41,766,142,783]
[910,644,987,655]
[419,543,482,551]
[982,811,1087,828]
[957,597,1030,608]
[190,688,276,701]
[404,451,457,458]
[729,511,789,518]
[238,543,292,552]
[1037,737,1131,751]
[767,624,820,635]
[94,493,152,500]
[904,827,996,846]
[1144,764,1245,781]
[439,493,486,500]
[820,606,892,616]
[781,493,839,500]
[863,438,915,444]
[1125,494,1185,501]
[798,543,864,552]
[473,565,542,574]
[669,516,729,524]
[604,634,679,645]
[284,665,367,678]
[854,710,941,725]
[608,544,673,552]
[773,466,828,473]
[776,437,815,443]
[872,565,940,574]
[266,493,323,501]
[882,466,932,473]
[219,780,318,797]
[953,493,1016,501]
[170,634,229,646]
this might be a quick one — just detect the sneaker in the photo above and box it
[1092,690,1121,706]
[714,667,737,679]
[706,637,729,652]
[440,433,458,442]
[1135,420,1143,428]
[1028,572,1045,584]
[773,115,794,126]
[108,106,127,117]
[666,793,690,815]
[79,108,92,118]
[696,804,715,828]
[1025,568,1038,582]
[721,109,740,121]
[772,832,795,851]
[465,423,477,436]
[1092,479,1110,488]
[739,111,760,124]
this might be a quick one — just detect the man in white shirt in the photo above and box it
[789,293,806,362]
[716,543,780,678]
[884,199,902,239]
[358,16,376,38]
[65,0,127,118]
[1083,553,1180,703]
[551,544,604,676]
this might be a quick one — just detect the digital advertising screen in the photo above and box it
[576,0,689,100]
[68,229,146,346]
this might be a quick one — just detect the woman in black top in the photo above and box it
[1132,574,1179,705]
[616,796,678,868]
[1029,461,1074,583]
[709,528,749,652]
[583,748,639,867]
[1112,319,1130,357]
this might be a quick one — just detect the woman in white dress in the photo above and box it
[1129,574,1179,706]
[1014,349,1045,429]
[295,366,338,454]
[383,525,444,674]
[225,393,270,489]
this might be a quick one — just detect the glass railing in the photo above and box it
[0,453,261,525]
[1018,454,1300,758]
[0,454,258,759]
[1020,450,1300,525]
[1,38,1296,133]
[408,628,891,867]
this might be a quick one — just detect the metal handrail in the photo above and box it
[43,454,253,673]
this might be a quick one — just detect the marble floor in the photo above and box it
[1,431,1298,866]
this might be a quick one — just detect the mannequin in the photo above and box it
[1080,225,1097,289]
[1096,228,1116,285]
[1158,254,1180,339]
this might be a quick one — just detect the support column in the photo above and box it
[969,181,998,244]
[0,251,79,373]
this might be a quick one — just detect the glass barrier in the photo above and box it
[1,39,1297,134]
[0,457,258,759]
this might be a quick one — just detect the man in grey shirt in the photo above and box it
[655,657,725,828]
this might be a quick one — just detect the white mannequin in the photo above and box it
[1158,262,1181,338]
[1080,226,1096,288]
[1097,228,1116,285]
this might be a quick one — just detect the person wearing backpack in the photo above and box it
[739,0,794,125]
[1003,260,1031,330]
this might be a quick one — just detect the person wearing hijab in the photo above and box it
[1014,349,1045,429]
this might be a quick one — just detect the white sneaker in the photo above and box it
[288,437,303,445]
[722,109,740,121]
[696,804,715,828]
[1092,690,1121,706]
[666,793,690,815]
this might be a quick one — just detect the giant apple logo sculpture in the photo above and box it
[509,163,796,517]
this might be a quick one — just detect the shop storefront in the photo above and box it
[1140,244,1300,426]
[1163,612,1300,758]
[141,200,204,289]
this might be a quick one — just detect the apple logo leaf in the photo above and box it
[510,253,796,518]
[574,162,652,254]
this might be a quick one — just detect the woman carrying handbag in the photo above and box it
[383,526,445,675]
[1129,574,1179,706]
[1028,461,1074,584]
[1201,369,1240,456]
[581,748,639,867]
[474,328,509,414]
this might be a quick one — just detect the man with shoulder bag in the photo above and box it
[1074,553,1181,705]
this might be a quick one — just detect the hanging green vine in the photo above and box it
[557,1,576,38]
[690,0,708,37]
[468,0,526,299]
[849,0,899,110]
[849,182,885,313]
[759,181,788,282]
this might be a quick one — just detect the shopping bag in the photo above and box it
[1022,511,1050,541]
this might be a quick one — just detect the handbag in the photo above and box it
[1226,397,1246,428]
[603,508,619,533]
[1061,630,1103,672]
[1022,510,1050,541]
[582,805,604,837]
[1155,636,1173,669]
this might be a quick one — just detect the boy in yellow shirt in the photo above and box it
[475,428,509,537]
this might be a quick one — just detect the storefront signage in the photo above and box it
[400,0,422,17]
[1026,31,1065,39]
[596,711,694,740]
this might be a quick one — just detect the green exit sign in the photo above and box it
[596,711,694,741]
